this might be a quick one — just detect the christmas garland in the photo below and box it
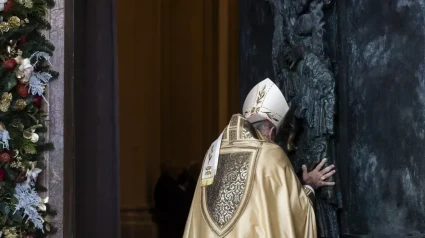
[0,0,58,237]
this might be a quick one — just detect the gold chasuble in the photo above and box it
[184,114,317,238]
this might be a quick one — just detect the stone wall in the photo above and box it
[48,0,65,236]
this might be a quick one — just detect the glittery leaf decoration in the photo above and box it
[13,183,44,231]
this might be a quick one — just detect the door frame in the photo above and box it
[64,0,120,237]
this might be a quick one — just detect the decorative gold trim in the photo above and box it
[222,114,265,142]
[303,187,315,207]
[230,114,239,127]
[256,84,266,105]
[303,187,312,196]
[222,127,228,140]
[201,146,261,237]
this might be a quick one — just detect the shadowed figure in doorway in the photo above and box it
[154,163,193,238]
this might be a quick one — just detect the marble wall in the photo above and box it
[48,0,65,236]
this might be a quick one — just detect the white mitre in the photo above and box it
[242,78,289,130]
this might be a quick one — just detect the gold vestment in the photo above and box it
[184,114,317,238]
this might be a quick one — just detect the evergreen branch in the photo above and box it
[0,0,58,235]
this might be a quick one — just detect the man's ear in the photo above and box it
[269,127,276,141]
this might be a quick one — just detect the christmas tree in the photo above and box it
[0,0,58,237]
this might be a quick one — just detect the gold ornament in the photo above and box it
[2,227,20,238]
[10,160,23,169]
[8,16,20,28]
[15,99,27,110]
[0,22,10,33]
[0,92,12,112]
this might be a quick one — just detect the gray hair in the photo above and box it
[251,120,276,140]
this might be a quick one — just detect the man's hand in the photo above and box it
[302,158,336,190]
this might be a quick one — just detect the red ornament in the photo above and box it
[0,168,5,181]
[0,150,12,163]
[3,0,14,13]
[33,95,42,108]
[3,58,17,70]
[17,83,29,97]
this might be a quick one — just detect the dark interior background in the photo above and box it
[239,0,425,237]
